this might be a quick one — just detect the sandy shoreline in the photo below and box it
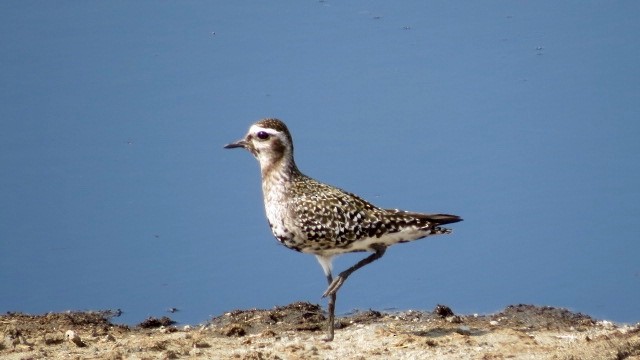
[2,302,639,359]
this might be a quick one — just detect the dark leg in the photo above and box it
[324,273,336,341]
[322,244,387,298]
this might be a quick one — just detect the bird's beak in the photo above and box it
[224,139,247,149]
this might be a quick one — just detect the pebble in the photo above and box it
[65,330,85,347]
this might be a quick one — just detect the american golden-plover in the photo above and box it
[224,118,462,341]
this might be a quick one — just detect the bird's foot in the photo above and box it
[322,332,334,342]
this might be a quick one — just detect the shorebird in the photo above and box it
[224,118,462,341]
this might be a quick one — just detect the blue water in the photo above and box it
[1,1,639,326]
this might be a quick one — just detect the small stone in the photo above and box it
[65,330,85,347]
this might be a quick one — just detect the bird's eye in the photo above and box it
[256,131,269,140]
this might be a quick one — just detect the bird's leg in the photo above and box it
[324,273,336,342]
[322,244,387,298]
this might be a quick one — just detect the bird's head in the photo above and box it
[224,118,296,173]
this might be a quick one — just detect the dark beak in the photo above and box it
[224,139,247,149]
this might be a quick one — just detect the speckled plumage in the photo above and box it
[272,171,457,255]
[224,118,462,341]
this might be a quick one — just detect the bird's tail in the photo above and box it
[424,214,462,235]
[389,210,462,225]
[422,213,463,226]
[386,210,462,235]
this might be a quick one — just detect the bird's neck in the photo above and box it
[260,153,300,190]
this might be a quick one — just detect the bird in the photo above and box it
[224,118,462,341]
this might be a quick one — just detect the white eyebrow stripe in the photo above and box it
[249,125,281,135]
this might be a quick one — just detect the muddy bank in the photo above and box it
[2,302,639,359]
